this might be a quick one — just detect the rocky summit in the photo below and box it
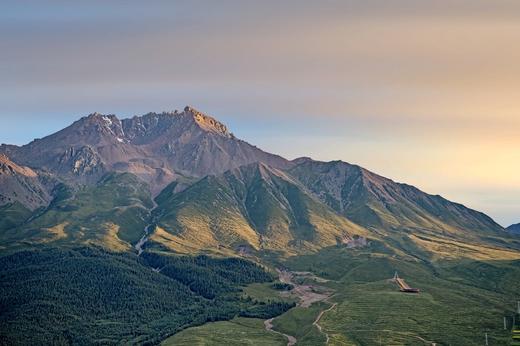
[1,107,290,194]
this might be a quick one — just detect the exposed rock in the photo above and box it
[58,146,105,177]
[0,154,54,209]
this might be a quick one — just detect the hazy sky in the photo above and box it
[1,1,519,226]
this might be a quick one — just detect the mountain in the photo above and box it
[507,223,520,234]
[0,108,509,255]
[0,107,290,194]
[1,106,519,346]
[289,160,504,238]
[150,162,369,254]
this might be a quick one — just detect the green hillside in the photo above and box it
[151,163,369,255]
[0,173,154,251]
[0,202,33,236]
[169,243,520,346]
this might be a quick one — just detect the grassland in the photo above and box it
[162,318,287,346]
[271,302,329,345]
[242,282,297,304]
[165,240,520,346]
[284,245,519,345]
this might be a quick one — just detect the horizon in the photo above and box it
[1,1,519,226]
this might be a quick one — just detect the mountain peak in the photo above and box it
[85,112,118,122]
[76,112,125,141]
[183,106,232,138]
[292,156,313,165]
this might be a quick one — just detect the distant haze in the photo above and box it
[1,1,519,226]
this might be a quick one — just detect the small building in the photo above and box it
[393,272,420,294]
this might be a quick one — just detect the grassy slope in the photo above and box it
[242,282,297,304]
[173,242,519,345]
[152,163,369,255]
[0,202,33,235]
[271,302,328,345]
[162,317,286,346]
[154,174,261,253]
[284,246,520,345]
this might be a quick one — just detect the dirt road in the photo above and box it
[313,302,338,344]
[264,318,297,346]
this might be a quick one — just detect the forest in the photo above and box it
[0,247,293,344]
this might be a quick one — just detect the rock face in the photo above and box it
[120,106,291,179]
[0,154,54,209]
[1,107,291,193]
[506,223,520,235]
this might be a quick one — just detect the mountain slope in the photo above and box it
[151,163,369,254]
[289,160,504,238]
[0,154,55,209]
[507,223,520,235]
[0,107,291,193]
[0,107,512,258]
[0,173,154,250]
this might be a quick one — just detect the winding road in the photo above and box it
[264,318,297,346]
[313,302,338,344]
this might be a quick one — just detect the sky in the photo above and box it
[1,1,519,226]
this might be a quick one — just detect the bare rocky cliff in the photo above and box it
[0,154,55,209]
